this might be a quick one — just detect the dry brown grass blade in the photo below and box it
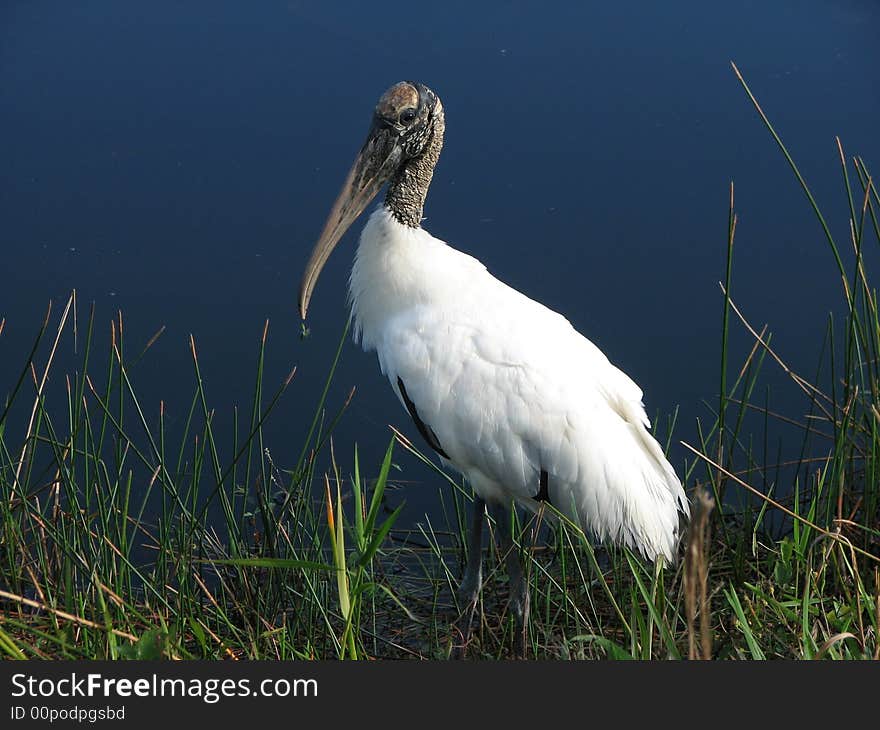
[681,442,880,565]
[719,283,834,414]
[813,632,859,660]
[191,572,239,660]
[684,489,714,660]
[0,588,137,643]
[14,293,74,486]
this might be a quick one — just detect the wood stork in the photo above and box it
[299,81,690,656]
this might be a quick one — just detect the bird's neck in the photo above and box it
[384,106,445,228]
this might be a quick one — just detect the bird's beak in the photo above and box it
[298,121,403,319]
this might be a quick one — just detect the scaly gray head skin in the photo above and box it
[298,81,445,320]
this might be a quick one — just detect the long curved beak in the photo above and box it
[298,122,403,320]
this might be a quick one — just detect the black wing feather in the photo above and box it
[397,377,450,459]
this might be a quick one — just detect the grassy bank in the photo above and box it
[1,67,878,660]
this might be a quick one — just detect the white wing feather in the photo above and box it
[350,208,689,563]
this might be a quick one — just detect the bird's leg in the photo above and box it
[459,495,485,601]
[452,495,485,658]
[489,502,530,659]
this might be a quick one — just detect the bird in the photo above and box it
[298,81,690,657]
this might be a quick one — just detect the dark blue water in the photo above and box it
[2,1,879,525]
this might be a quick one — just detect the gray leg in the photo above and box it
[489,502,530,658]
[452,495,485,658]
[459,495,485,601]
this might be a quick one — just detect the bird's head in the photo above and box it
[299,81,443,319]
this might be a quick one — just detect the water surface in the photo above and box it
[2,1,878,524]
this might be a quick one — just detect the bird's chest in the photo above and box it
[349,209,472,352]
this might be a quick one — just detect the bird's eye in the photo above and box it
[400,108,418,124]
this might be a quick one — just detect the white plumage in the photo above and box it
[298,81,689,654]
[350,206,688,563]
